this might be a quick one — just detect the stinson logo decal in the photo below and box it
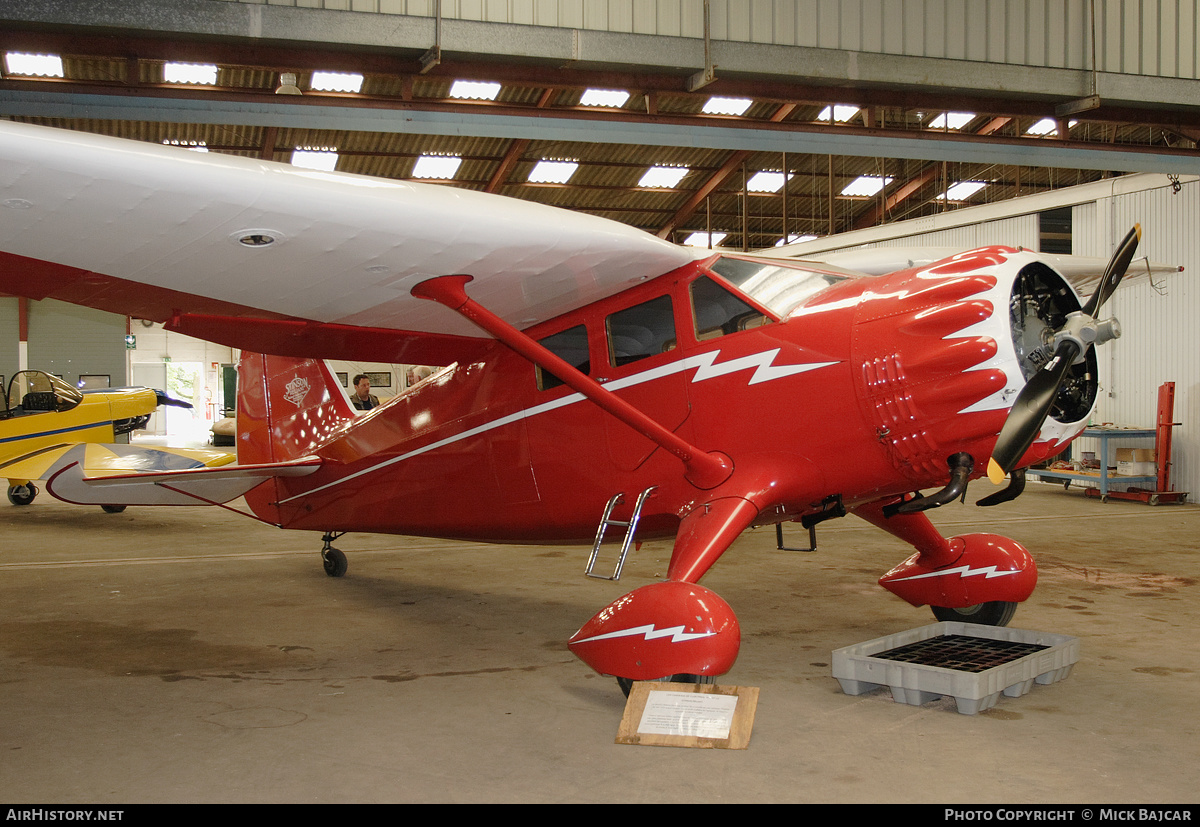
[283,376,311,407]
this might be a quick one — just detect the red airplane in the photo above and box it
[0,121,1149,691]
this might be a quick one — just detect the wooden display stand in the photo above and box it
[615,682,758,749]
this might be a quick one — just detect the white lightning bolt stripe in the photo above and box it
[282,348,837,503]
[889,564,1020,583]
[571,623,718,646]
[688,348,838,386]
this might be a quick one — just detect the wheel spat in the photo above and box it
[987,225,1141,484]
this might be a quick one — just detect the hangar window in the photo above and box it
[691,275,769,340]
[606,295,676,367]
[536,324,590,391]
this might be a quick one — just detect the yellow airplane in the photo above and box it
[1,369,234,509]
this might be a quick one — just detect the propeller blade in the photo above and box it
[1081,224,1141,317]
[987,225,1141,484]
[987,339,1080,484]
[155,390,194,409]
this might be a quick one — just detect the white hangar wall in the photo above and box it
[778,173,1200,502]
[216,0,1200,80]
[1075,178,1200,501]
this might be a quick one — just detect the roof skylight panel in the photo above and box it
[291,148,340,171]
[939,181,988,201]
[702,97,753,116]
[450,80,501,100]
[818,105,860,123]
[4,53,64,77]
[840,175,893,197]
[638,166,690,189]
[746,171,792,193]
[412,154,463,179]
[310,71,364,93]
[928,112,976,130]
[163,62,218,85]
[527,160,578,184]
[684,231,727,247]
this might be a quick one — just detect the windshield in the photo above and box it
[709,256,847,320]
[6,370,83,414]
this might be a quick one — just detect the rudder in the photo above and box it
[236,351,356,521]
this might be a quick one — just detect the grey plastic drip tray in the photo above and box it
[832,622,1079,715]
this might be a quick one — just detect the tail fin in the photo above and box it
[236,352,356,521]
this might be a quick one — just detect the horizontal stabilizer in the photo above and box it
[5,444,322,506]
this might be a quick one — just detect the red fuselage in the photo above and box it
[239,247,1073,547]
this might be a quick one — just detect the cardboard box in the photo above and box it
[1115,448,1156,476]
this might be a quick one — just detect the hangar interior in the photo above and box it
[1,0,1198,804]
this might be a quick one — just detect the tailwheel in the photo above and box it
[932,601,1018,627]
[321,531,348,577]
[616,673,716,698]
[8,483,37,506]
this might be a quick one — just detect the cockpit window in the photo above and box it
[537,324,590,391]
[691,275,769,340]
[4,371,83,415]
[606,294,676,367]
[709,256,846,319]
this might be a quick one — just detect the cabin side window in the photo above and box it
[536,324,590,391]
[606,295,676,367]
[690,275,769,340]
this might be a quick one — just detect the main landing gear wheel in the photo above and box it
[7,483,37,506]
[320,531,348,577]
[100,505,126,514]
[616,673,716,698]
[322,547,348,578]
[932,601,1018,627]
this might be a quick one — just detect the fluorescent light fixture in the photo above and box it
[310,71,363,93]
[841,175,893,197]
[929,111,976,130]
[683,231,727,247]
[450,79,501,100]
[4,52,63,77]
[163,62,217,85]
[702,97,753,116]
[746,171,792,193]
[940,181,988,201]
[412,154,462,179]
[527,160,578,184]
[162,139,208,153]
[818,105,860,123]
[775,234,818,246]
[580,88,630,108]
[291,148,339,171]
[638,166,690,188]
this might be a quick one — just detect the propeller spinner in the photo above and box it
[987,224,1141,484]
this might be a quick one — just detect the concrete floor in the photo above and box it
[1,482,1197,803]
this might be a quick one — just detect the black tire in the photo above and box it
[100,505,126,514]
[616,673,715,697]
[323,547,348,578]
[7,483,37,506]
[931,600,1018,626]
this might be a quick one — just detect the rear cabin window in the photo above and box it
[536,324,590,391]
[606,295,676,367]
[690,275,770,340]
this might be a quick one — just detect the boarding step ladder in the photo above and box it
[584,486,657,581]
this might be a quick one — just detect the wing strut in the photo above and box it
[411,275,733,490]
